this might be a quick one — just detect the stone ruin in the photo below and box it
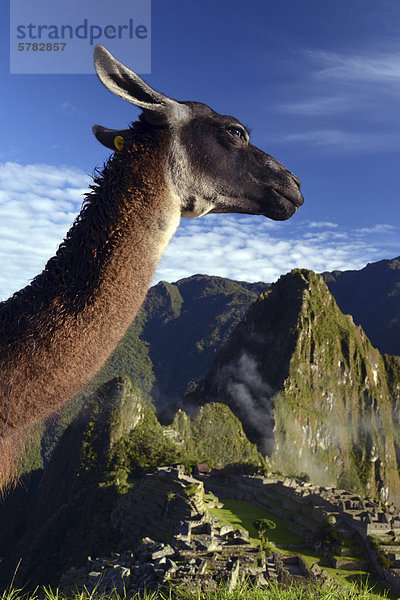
[205,471,400,594]
[59,467,328,595]
[59,465,400,596]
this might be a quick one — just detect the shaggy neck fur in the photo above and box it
[0,123,180,486]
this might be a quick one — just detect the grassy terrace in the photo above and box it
[207,496,304,547]
[206,496,396,600]
[250,490,322,532]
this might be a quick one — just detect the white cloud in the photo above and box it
[303,231,348,242]
[0,161,89,301]
[154,214,396,285]
[308,221,338,229]
[0,161,397,301]
[355,224,397,234]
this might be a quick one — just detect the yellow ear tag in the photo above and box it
[114,135,124,151]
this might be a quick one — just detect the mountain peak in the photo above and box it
[185,268,400,502]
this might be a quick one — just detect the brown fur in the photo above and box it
[0,123,181,488]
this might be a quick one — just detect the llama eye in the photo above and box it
[227,126,246,140]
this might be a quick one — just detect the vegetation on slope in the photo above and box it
[273,270,400,498]
[169,403,263,469]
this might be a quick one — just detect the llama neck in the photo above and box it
[0,130,180,437]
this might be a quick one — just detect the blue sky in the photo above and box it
[1,0,400,300]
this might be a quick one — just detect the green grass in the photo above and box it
[0,580,390,600]
[282,549,395,600]
[206,496,305,546]
[320,569,396,600]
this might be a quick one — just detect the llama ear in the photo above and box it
[94,45,189,125]
[92,125,132,150]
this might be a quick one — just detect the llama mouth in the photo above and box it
[264,188,304,221]
[276,188,304,209]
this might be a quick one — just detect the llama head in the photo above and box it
[93,45,303,221]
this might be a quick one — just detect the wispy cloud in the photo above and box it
[303,231,348,242]
[275,46,400,153]
[283,129,400,152]
[308,221,338,229]
[55,101,85,117]
[279,96,353,116]
[355,224,397,234]
[308,50,400,83]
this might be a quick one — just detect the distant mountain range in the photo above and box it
[323,256,400,356]
[91,255,400,411]
[23,255,400,478]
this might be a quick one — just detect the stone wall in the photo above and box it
[111,470,205,546]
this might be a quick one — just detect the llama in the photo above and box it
[0,45,303,488]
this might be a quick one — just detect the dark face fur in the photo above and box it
[176,102,303,220]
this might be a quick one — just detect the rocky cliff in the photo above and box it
[184,270,400,503]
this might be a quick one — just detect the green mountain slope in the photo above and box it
[184,269,400,503]
[141,275,269,406]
